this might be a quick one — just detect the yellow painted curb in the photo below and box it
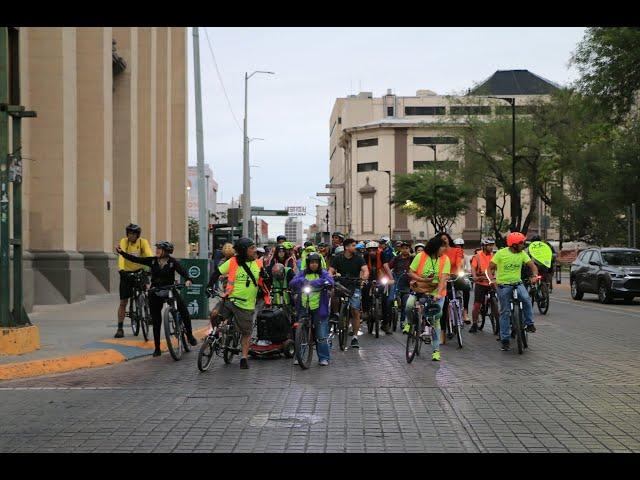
[0,349,126,381]
[101,326,211,352]
[0,325,41,356]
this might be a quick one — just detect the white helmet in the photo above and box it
[379,236,391,244]
[334,245,345,254]
[453,238,465,246]
[366,241,379,249]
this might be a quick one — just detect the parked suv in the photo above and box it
[570,248,640,304]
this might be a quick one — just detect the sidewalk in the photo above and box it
[0,293,210,380]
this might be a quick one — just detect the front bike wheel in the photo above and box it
[295,321,313,369]
[537,283,550,315]
[490,297,500,335]
[452,304,463,349]
[197,335,217,372]
[512,303,524,355]
[223,330,239,364]
[130,297,140,336]
[136,296,149,341]
[405,321,419,364]
[338,304,348,351]
[374,298,381,339]
[163,308,182,361]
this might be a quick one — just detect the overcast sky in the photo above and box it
[187,27,586,238]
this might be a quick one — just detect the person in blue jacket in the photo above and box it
[290,252,334,366]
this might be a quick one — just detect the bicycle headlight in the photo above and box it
[303,286,312,294]
[457,270,466,279]
[381,277,388,285]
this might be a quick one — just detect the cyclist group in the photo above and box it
[113,224,553,368]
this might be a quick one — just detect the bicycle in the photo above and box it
[498,281,529,355]
[365,277,389,338]
[445,275,465,349]
[150,284,191,361]
[405,293,440,363]
[197,288,231,371]
[527,275,550,315]
[124,270,151,341]
[331,278,357,351]
[294,281,332,369]
[478,283,500,335]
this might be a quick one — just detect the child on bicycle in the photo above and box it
[289,253,334,366]
[404,236,450,362]
[487,232,539,352]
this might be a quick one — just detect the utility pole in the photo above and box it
[0,28,10,327]
[192,27,208,259]
[633,203,637,249]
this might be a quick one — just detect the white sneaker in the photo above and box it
[319,360,329,366]
[293,358,299,365]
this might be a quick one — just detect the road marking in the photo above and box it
[551,297,640,319]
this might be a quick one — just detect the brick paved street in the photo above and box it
[1,289,640,453]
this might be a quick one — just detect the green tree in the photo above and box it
[571,27,640,123]
[392,167,473,234]
[188,216,199,244]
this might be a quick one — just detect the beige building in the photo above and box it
[328,70,559,244]
[12,27,188,310]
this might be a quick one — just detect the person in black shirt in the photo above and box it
[116,240,196,357]
[389,241,414,329]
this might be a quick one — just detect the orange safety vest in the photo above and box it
[225,257,271,306]
[415,252,448,297]
[471,251,493,285]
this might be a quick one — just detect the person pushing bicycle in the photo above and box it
[487,232,539,352]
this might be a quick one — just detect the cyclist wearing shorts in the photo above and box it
[115,224,153,339]
[404,236,450,362]
[488,232,539,351]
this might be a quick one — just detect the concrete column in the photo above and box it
[112,27,139,247]
[136,28,157,244]
[25,27,85,304]
[154,27,169,242]
[393,128,411,240]
[76,27,117,294]
[170,27,188,257]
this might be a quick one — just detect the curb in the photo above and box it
[0,326,211,382]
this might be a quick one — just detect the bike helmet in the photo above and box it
[529,235,542,242]
[366,241,379,249]
[414,243,425,252]
[335,246,345,254]
[453,238,465,246]
[256,247,265,255]
[355,242,365,250]
[155,241,174,254]
[303,241,313,248]
[125,223,141,235]
[317,242,328,248]
[379,236,391,244]
[282,241,294,250]
[307,252,322,264]
[481,237,495,246]
[277,235,287,242]
[332,232,345,240]
[234,237,255,255]
[506,232,526,247]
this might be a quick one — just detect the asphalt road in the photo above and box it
[1,287,639,453]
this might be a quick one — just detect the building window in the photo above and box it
[405,106,446,116]
[413,136,459,145]
[338,117,342,124]
[357,138,378,148]
[387,106,394,117]
[357,162,378,172]
[450,105,492,115]
[413,161,458,170]
[495,105,537,115]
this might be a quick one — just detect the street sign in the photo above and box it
[316,193,336,197]
[286,206,306,216]
[179,258,209,319]
[251,209,288,216]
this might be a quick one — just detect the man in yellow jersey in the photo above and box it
[115,224,153,338]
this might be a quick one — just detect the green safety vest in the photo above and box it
[301,273,321,310]
[272,267,292,305]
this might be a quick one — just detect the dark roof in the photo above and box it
[469,70,560,96]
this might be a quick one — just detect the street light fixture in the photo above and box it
[243,71,275,238]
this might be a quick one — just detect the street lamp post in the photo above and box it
[382,170,392,238]
[205,174,210,254]
[487,96,517,232]
[480,209,486,237]
[243,71,274,238]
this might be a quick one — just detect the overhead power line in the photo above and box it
[202,27,244,134]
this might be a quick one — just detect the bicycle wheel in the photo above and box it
[338,303,348,351]
[490,297,500,335]
[478,302,486,331]
[537,282,550,315]
[223,330,239,364]
[163,308,182,361]
[197,335,217,372]
[512,303,524,355]
[452,304,463,349]
[374,298,381,338]
[446,303,455,340]
[130,297,140,336]
[137,296,148,341]
[405,320,419,364]
[295,320,313,369]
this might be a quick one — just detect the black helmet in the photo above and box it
[126,223,141,235]
[307,252,322,265]
[530,235,542,242]
[277,235,287,242]
[155,241,174,254]
[304,241,313,248]
[234,237,255,255]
